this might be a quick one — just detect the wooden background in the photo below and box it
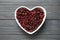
[0,0,60,40]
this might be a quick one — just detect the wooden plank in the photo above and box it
[0,0,60,3]
[0,35,60,40]
[0,0,60,19]
[0,0,60,40]
[0,2,60,6]
[0,5,60,19]
[0,20,60,34]
[0,2,59,6]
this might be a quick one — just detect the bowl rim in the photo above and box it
[15,6,46,34]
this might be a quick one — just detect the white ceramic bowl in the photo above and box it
[15,6,46,34]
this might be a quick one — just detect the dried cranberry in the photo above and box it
[16,7,44,32]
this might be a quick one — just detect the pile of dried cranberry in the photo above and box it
[16,7,44,32]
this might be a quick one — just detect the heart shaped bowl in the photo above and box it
[15,6,46,34]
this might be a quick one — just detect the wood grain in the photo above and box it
[0,5,60,19]
[0,0,60,40]
[0,35,60,40]
[0,20,60,35]
[0,0,60,3]
[0,1,60,19]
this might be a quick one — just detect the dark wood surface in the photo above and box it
[0,0,60,40]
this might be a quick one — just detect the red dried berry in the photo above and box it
[16,7,44,32]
